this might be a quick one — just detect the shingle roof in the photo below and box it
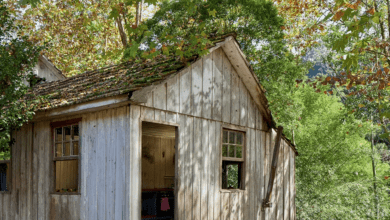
[28,34,235,111]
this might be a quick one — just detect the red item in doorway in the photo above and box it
[161,197,170,211]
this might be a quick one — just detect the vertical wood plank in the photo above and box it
[230,193,238,220]
[3,193,10,220]
[154,83,167,111]
[276,137,284,220]
[289,148,294,220]
[255,109,261,130]
[248,97,255,129]
[237,193,243,220]
[97,111,106,220]
[184,116,194,220]
[261,132,267,220]
[115,107,126,220]
[32,123,38,220]
[192,59,203,118]
[105,109,115,220]
[193,117,202,220]
[249,129,255,220]
[37,123,46,220]
[44,123,51,220]
[270,130,277,220]
[179,68,192,115]
[230,68,240,125]
[167,75,180,112]
[20,126,27,220]
[202,53,213,119]
[130,105,141,220]
[13,129,21,220]
[155,138,164,189]
[292,151,296,220]
[26,124,33,220]
[125,106,131,220]
[208,121,216,220]
[284,142,290,220]
[80,114,89,220]
[243,126,250,220]
[239,80,248,127]
[61,195,69,220]
[253,130,259,219]
[214,121,222,220]
[221,193,230,220]
[87,112,98,220]
[256,130,264,220]
[50,195,60,220]
[69,195,80,220]
[221,52,231,124]
[200,119,209,220]
[144,88,154,108]
[213,48,223,121]
[178,114,186,220]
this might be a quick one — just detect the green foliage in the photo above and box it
[0,0,43,158]
[271,84,390,219]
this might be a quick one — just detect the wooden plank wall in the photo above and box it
[134,47,296,220]
[140,105,295,220]
[80,106,130,220]
[0,122,81,220]
[1,47,297,219]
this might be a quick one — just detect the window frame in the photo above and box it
[221,127,246,191]
[51,118,81,195]
[0,159,11,193]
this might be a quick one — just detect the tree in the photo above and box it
[275,85,390,219]
[8,0,158,76]
[0,0,43,159]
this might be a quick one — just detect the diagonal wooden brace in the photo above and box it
[262,126,283,210]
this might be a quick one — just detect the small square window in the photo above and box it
[221,129,245,190]
[52,120,80,194]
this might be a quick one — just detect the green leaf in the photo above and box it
[372,16,380,24]
[208,9,217,17]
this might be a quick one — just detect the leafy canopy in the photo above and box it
[0,0,43,159]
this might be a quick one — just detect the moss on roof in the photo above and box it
[28,33,237,111]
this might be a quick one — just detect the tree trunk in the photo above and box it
[371,116,379,219]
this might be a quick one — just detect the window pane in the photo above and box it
[227,164,239,189]
[222,145,228,157]
[64,127,71,141]
[223,130,228,143]
[229,132,236,144]
[228,145,235,157]
[236,146,242,158]
[56,143,63,157]
[0,163,10,191]
[55,128,62,142]
[73,125,79,141]
[73,142,79,155]
[64,143,71,156]
[237,133,243,145]
[55,160,79,193]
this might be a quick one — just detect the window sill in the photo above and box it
[50,192,81,196]
[0,191,11,194]
[220,189,245,193]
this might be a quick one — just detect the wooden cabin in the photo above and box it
[1,34,297,220]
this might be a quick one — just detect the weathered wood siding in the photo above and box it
[133,48,296,219]
[2,106,129,220]
[5,47,297,219]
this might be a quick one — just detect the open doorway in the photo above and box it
[141,122,176,220]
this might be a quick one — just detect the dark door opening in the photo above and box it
[141,122,176,220]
